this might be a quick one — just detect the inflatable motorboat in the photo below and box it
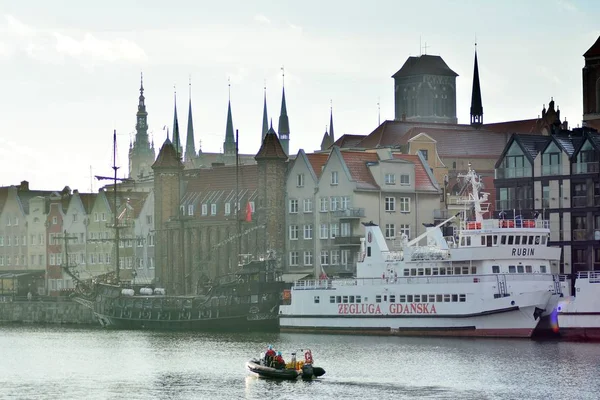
[246,349,325,380]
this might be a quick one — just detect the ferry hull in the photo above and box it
[280,304,543,339]
[558,313,600,341]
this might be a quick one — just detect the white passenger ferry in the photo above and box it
[280,168,563,338]
[556,271,600,341]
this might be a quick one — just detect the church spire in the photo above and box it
[277,67,290,155]
[224,78,235,155]
[329,101,335,143]
[470,45,483,128]
[129,72,155,180]
[184,76,196,166]
[262,84,269,141]
[172,87,182,158]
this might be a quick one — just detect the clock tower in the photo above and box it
[129,73,156,180]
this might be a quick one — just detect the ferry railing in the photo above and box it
[291,273,558,289]
[577,271,600,283]
[460,219,549,231]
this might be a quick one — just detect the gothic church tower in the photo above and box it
[129,74,156,179]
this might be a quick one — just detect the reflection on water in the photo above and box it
[1,325,599,400]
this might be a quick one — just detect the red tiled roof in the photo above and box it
[333,134,367,148]
[255,130,287,160]
[483,119,545,134]
[305,153,329,179]
[358,120,473,148]
[392,154,438,192]
[339,151,379,190]
[184,164,258,194]
[153,139,184,169]
[584,36,600,58]
[397,127,512,157]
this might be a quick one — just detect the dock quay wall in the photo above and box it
[0,297,95,325]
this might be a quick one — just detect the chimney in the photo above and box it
[19,180,29,191]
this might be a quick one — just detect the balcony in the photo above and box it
[332,208,365,219]
[541,165,561,176]
[572,196,588,208]
[334,236,361,246]
[495,168,532,179]
[572,162,600,174]
[495,199,533,211]
[572,229,588,241]
[595,195,600,207]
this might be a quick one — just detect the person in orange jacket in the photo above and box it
[274,351,285,369]
[264,345,276,366]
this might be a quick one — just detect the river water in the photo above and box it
[1,325,599,400]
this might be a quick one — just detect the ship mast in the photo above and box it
[95,130,131,283]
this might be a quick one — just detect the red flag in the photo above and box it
[245,202,252,222]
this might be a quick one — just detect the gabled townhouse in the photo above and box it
[46,195,70,295]
[132,190,155,285]
[86,189,114,280]
[26,196,47,292]
[63,190,96,280]
[1,184,30,272]
[285,146,440,276]
[494,127,600,275]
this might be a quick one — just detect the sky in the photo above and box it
[0,0,599,192]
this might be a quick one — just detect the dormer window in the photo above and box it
[188,205,194,216]
[385,173,395,185]
[400,174,410,185]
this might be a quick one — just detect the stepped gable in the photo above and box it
[255,127,287,160]
[152,138,183,169]
[339,151,379,190]
[392,55,458,78]
[392,154,439,192]
[584,36,600,58]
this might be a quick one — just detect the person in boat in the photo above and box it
[265,345,276,366]
[274,351,285,369]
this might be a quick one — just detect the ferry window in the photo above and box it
[471,267,477,274]
[384,295,387,302]
[493,235,498,245]
[481,236,485,246]
[443,294,451,302]
[349,296,355,303]
[403,269,410,277]
[541,236,547,245]
[356,296,361,303]
[460,237,465,246]
[525,265,532,273]
[407,295,413,302]
[492,265,500,273]
[314,296,320,304]
[466,237,471,246]
[540,265,547,273]
[390,295,396,303]
[446,268,453,275]
[459,294,466,302]
[425,268,431,275]
[528,236,534,245]
[376,295,382,303]
[508,236,514,245]
[440,268,446,275]
[436,294,443,302]
[367,247,371,257]
[515,236,521,245]
[517,265,524,273]
[336,296,341,303]
[487,235,493,247]
[343,296,348,303]
[330,296,335,303]
[454,267,461,275]
[421,294,427,302]
[414,295,421,302]
[452,294,458,302]
[417,268,424,276]
[399,295,406,303]
[501,235,507,245]
[428,295,435,302]
[535,236,540,245]
[462,267,469,275]
[432,268,439,276]
[509,265,516,273]
[410,268,417,276]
